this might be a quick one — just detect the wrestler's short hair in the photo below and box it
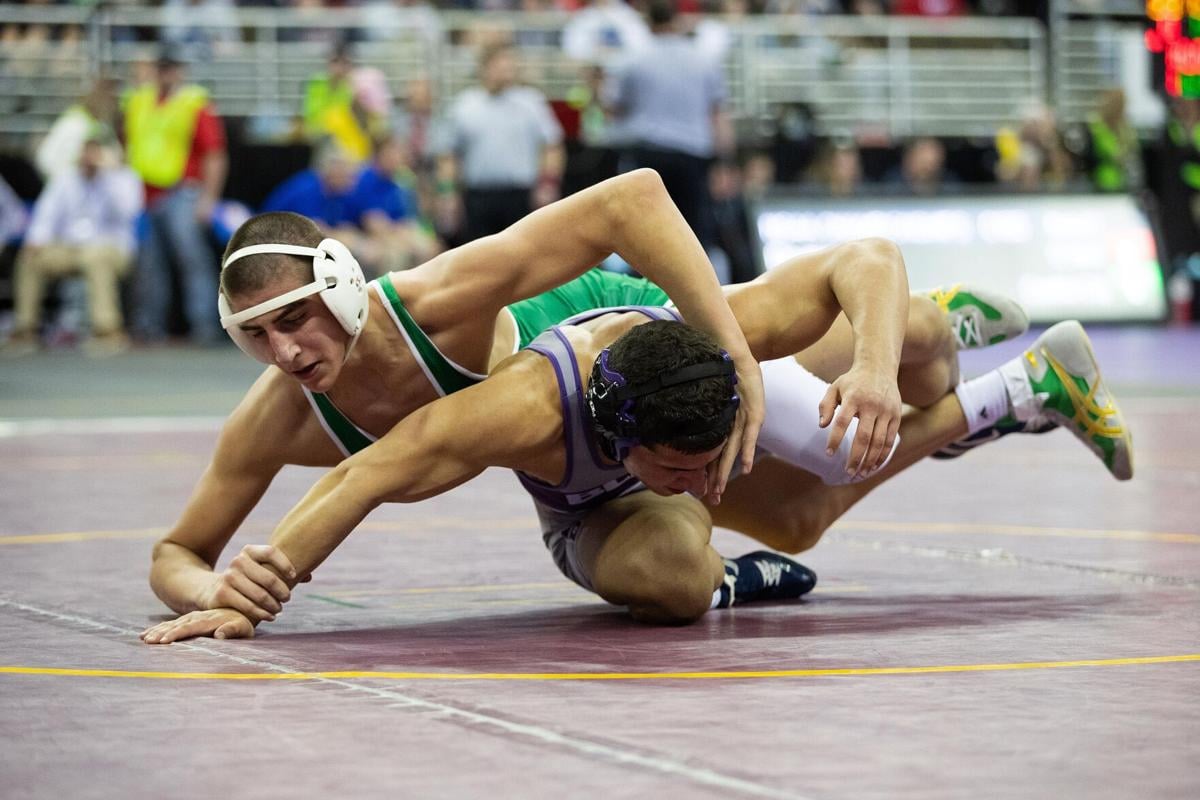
[602,321,737,455]
[220,212,321,298]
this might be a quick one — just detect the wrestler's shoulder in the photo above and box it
[221,369,333,465]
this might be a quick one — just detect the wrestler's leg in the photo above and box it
[796,294,958,408]
[572,492,724,625]
[712,391,969,553]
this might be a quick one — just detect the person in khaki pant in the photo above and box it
[8,135,143,354]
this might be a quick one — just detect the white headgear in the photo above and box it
[217,238,369,362]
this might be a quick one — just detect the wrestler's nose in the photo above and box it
[676,470,707,496]
[267,330,301,365]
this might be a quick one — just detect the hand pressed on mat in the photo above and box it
[141,608,254,644]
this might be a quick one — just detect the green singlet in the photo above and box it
[507,267,670,348]
[303,268,669,457]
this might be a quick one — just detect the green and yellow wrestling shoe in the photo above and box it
[995,320,1133,480]
[928,284,1030,350]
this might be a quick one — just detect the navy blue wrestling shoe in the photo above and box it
[931,415,1059,460]
[717,551,817,607]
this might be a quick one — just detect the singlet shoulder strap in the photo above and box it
[302,389,377,458]
[374,277,486,397]
[559,304,682,328]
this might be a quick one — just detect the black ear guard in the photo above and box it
[585,349,740,460]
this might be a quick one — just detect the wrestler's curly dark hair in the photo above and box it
[604,320,736,454]
[220,211,320,298]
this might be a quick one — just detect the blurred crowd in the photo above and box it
[0,0,1049,23]
[0,0,1195,354]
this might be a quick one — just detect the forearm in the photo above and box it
[436,154,458,189]
[265,465,375,587]
[712,108,735,157]
[149,541,219,614]
[832,238,909,375]
[609,172,752,361]
[198,151,227,204]
[539,143,565,183]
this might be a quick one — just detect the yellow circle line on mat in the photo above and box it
[0,528,168,545]
[2,654,1198,682]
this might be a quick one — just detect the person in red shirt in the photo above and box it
[124,51,228,344]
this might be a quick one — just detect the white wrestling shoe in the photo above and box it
[996,320,1133,480]
[927,284,1030,350]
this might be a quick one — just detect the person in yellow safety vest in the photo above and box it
[123,50,228,344]
[1086,88,1143,193]
[303,42,370,161]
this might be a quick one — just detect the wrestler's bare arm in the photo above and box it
[728,237,910,473]
[408,168,763,496]
[147,368,342,619]
[264,354,563,584]
[141,354,566,645]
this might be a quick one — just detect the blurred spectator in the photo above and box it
[350,66,394,142]
[161,0,242,63]
[562,0,651,66]
[391,76,451,223]
[812,139,863,197]
[741,150,776,201]
[34,78,121,182]
[303,42,372,161]
[1158,98,1200,291]
[770,102,819,184]
[706,159,758,285]
[392,76,450,177]
[124,51,227,345]
[994,105,1073,191]
[262,141,360,231]
[605,0,733,248]
[1083,88,1142,193]
[345,135,441,272]
[885,136,958,196]
[0,175,27,246]
[438,41,564,242]
[5,134,142,356]
[561,62,622,194]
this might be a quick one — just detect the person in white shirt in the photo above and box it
[8,135,143,354]
[438,42,564,243]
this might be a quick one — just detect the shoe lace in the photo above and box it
[1041,348,1124,439]
[956,315,981,348]
[930,284,962,314]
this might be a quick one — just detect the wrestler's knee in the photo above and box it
[908,295,954,358]
[600,512,715,625]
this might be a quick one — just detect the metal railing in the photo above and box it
[1048,0,1159,129]
[0,5,1049,144]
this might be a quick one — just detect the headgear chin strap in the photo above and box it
[217,238,369,364]
[585,349,740,461]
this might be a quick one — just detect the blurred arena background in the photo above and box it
[2,5,1199,799]
[0,0,1195,352]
